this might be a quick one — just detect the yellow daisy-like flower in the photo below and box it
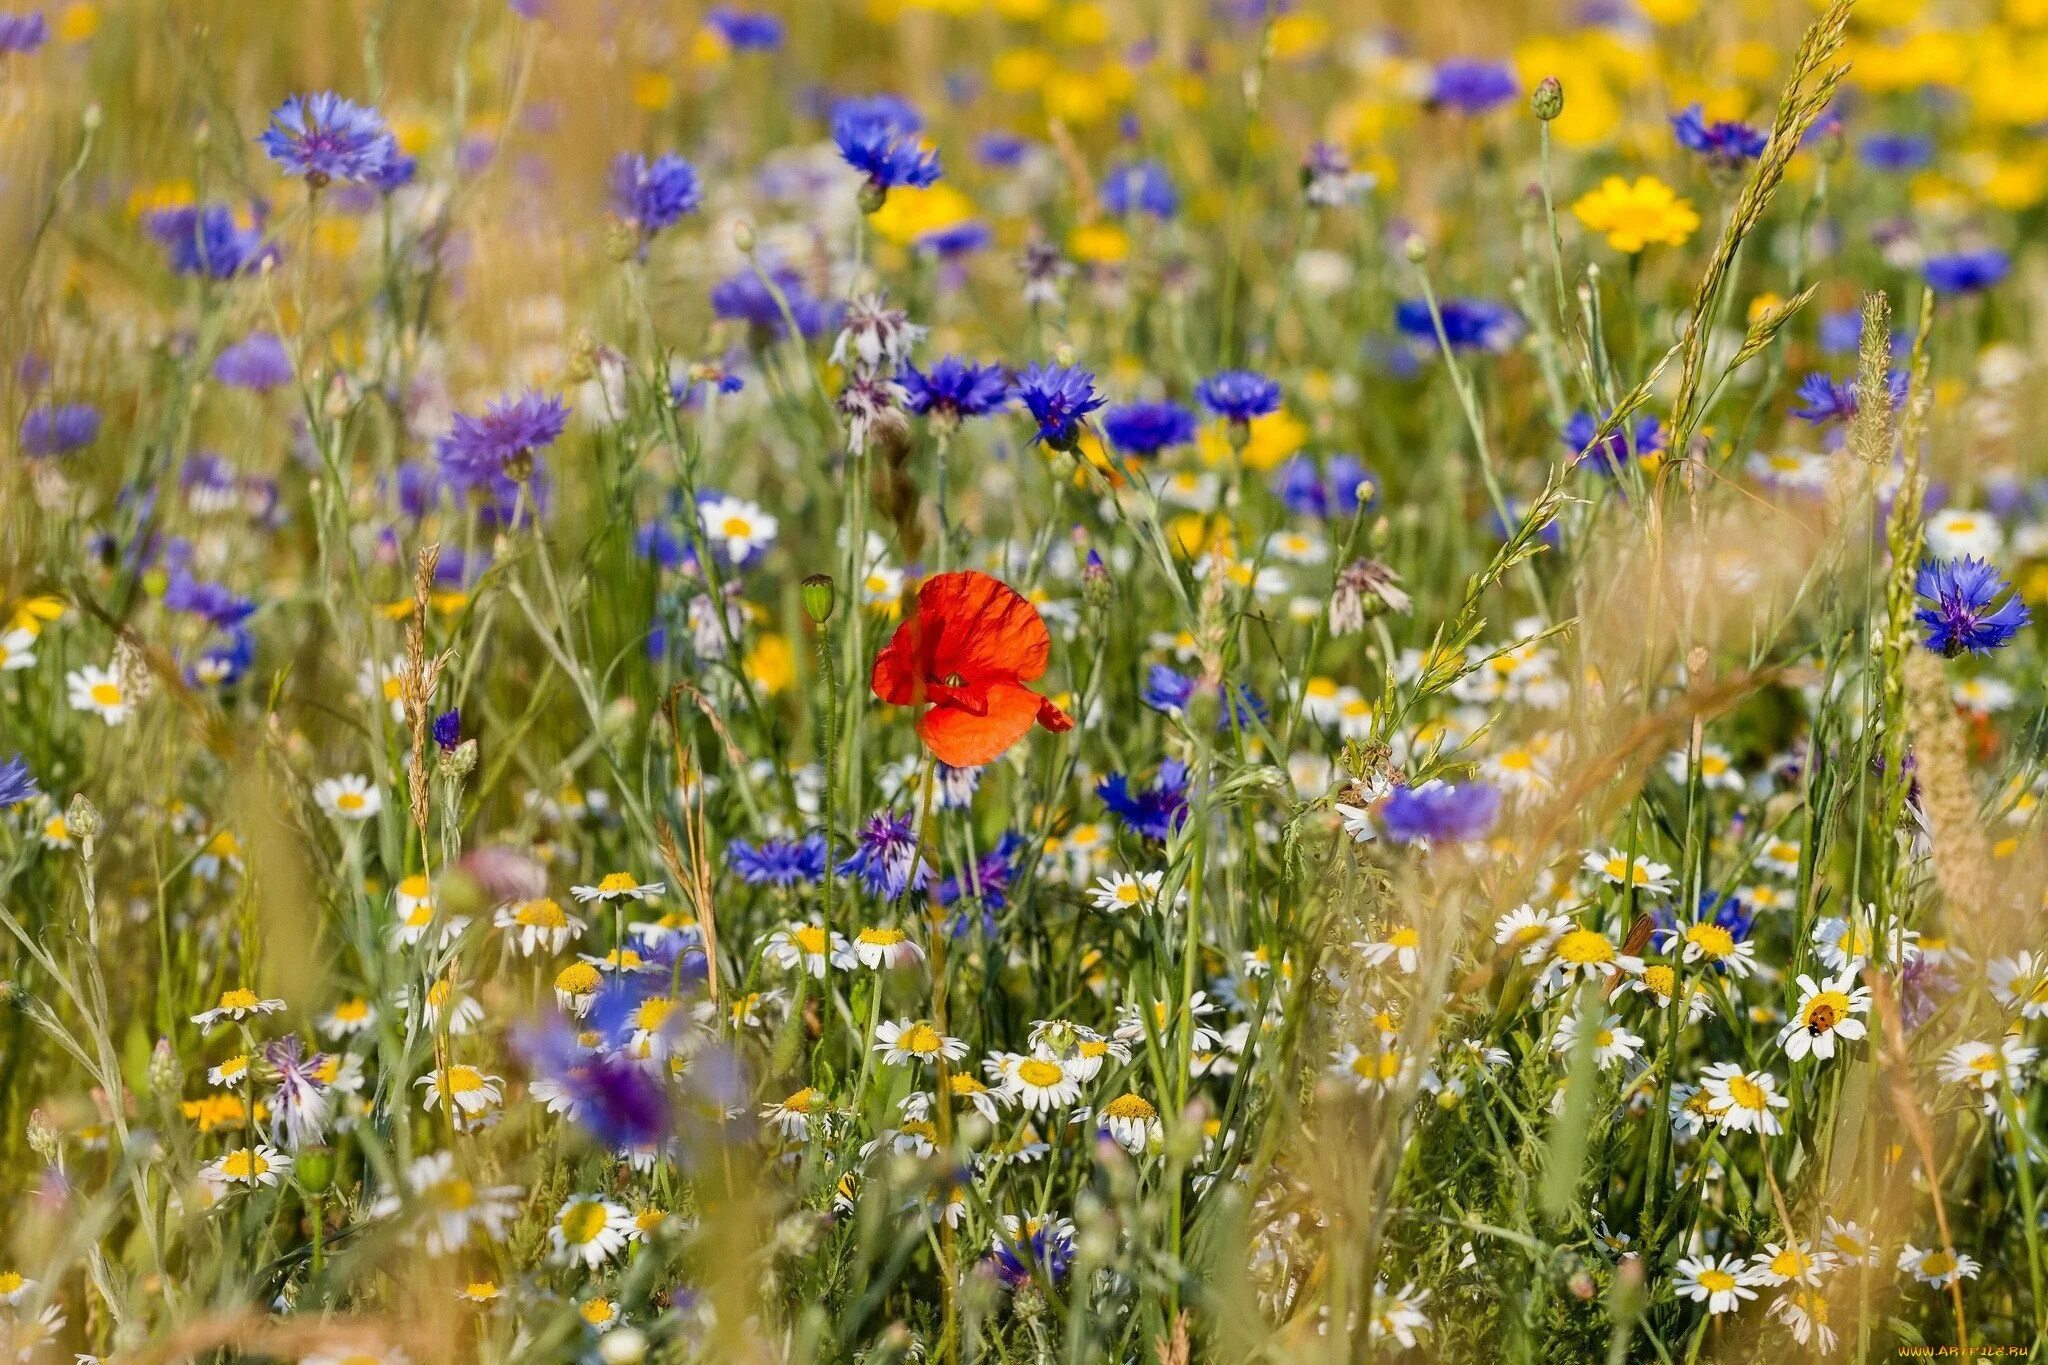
[1571,176,1700,253]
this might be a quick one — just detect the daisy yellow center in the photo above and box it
[1968,1052,2000,1074]
[1078,1039,1108,1058]
[398,873,430,898]
[556,962,600,993]
[1498,749,1533,771]
[335,791,366,812]
[1016,1058,1066,1087]
[218,988,260,1011]
[1683,924,1737,958]
[635,997,676,1030]
[0,1272,23,1293]
[1697,1268,1737,1293]
[1594,1029,1615,1048]
[1104,1093,1156,1120]
[597,872,640,893]
[559,1201,609,1244]
[1771,1248,1811,1277]
[446,1065,485,1094]
[1389,927,1419,949]
[1920,1251,1956,1277]
[219,1148,268,1180]
[783,1088,815,1113]
[89,681,123,706]
[403,904,433,927]
[899,1023,942,1054]
[433,1177,476,1210]
[1114,884,1142,904]
[1642,965,1675,997]
[793,925,828,953]
[516,898,566,927]
[721,516,753,538]
[580,1299,616,1326]
[1803,992,1849,1030]
[1306,678,1338,699]
[1555,929,1615,965]
[1725,1074,1768,1110]
[465,1282,499,1300]
[859,927,906,946]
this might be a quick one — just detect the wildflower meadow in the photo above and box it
[4,0,2048,1360]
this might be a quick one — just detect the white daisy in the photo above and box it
[874,1019,968,1067]
[1897,1243,1980,1288]
[66,663,134,724]
[1673,1254,1759,1314]
[314,774,383,822]
[1004,1054,1082,1113]
[1779,970,1871,1062]
[550,1196,636,1269]
[698,495,780,560]
[1700,1062,1790,1135]
[494,897,584,956]
[570,872,665,903]
[851,924,925,970]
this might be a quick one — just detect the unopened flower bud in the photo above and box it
[857,179,889,216]
[1403,234,1427,264]
[800,573,837,625]
[732,220,755,255]
[146,1037,182,1101]
[65,793,102,843]
[1531,76,1564,123]
[25,1109,59,1163]
[296,1145,335,1194]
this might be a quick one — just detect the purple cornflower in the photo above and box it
[0,11,46,53]
[263,1037,333,1150]
[1101,400,1198,457]
[0,754,39,808]
[517,1012,671,1151]
[1011,363,1102,451]
[1923,249,2009,296]
[728,833,829,887]
[1670,105,1769,166]
[609,152,701,235]
[258,92,395,187]
[934,832,1026,926]
[837,811,933,899]
[1429,59,1518,114]
[706,6,784,49]
[212,332,294,391]
[435,391,569,485]
[1561,410,1664,474]
[1100,159,1178,218]
[1142,665,1267,729]
[901,357,1010,421]
[832,95,941,196]
[1273,453,1376,518]
[1097,760,1189,842]
[976,131,1034,169]
[710,266,842,341]
[432,708,462,751]
[1914,557,2030,656]
[20,402,99,456]
[1195,369,1282,423]
[1395,297,1522,353]
[162,568,255,630]
[1788,370,1907,425]
[1379,781,1501,844]
[144,203,276,278]
[990,1218,1076,1288]
[1859,132,1933,173]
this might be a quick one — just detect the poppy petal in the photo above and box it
[915,571,1052,685]
[1035,696,1073,733]
[917,681,1044,768]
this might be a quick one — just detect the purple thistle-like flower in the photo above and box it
[1429,59,1518,114]
[1923,249,2010,296]
[837,811,933,899]
[728,833,829,887]
[212,332,295,391]
[901,357,1010,421]
[435,391,569,486]
[1011,363,1102,451]
[1098,760,1190,842]
[20,402,99,456]
[1671,105,1769,166]
[1099,159,1178,219]
[0,11,47,53]
[1101,400,1198,457]
[832,95,941,193]
[1379,781,1501,844]
[0,754,39,808]
[517,1011,672,1151]
[263,1037,333,1150]
[1914,556,2030,656]
[1195,369,1283,423]
[258,92,395,186]
[145,203,277,279]
[610,152,702,234]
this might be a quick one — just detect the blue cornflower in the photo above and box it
[0,754,39,808]
[431,708,462,751]
[728,833,829,887]
[990,1218,1076,1288]
[1195,369,1283,423]
[832,95,941,195]
[1923,249,2010,296]
[837,811,933,899]
[1394,297,1522,353]
[516,1014,672,1152]
[710,266,842,340]
[1011,363,1102,451]
[1788,370,1907,425]
[258,92,395,186]
[975,131,1034,169]
[1101,400,1198,457]
[212,332,294,391]
[0,11,46,53]
[1099,159,1178,218]
[1859,132,1933,173]
[706,6,784,49]
[20,402,99,456]
[610,152,701,234]
[436,391,570,486]
[1670,105,1768,165]
[162,568,255,630]
[1273,453,1376,518]
[901,357,1010,421]
[1818,310,1863,354]
[1561,410,1664,474]
[145,204,276,278]
[918,219,991,259]
[1141,664,1266,728]
[934,833,1027,931]
[1378,781,1501,844]
[1429,59,1518,114]
[1915,557,2030,656]
[1098,760,1190,842]
[189,626,254,688]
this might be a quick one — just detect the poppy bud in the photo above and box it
[1532,76,1564,123]
[801,573,837,625]
[858,179,889,215]
[296,1145,335,1193]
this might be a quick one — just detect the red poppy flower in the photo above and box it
[871,570,1074,768]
